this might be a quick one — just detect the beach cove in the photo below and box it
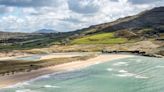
[0,54,164,92]
[0,53,133,89]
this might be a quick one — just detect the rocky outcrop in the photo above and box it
[102,50,163,58]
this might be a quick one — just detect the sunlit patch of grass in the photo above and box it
[71,33,127,44]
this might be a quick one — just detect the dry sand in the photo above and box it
[0,54,133,88]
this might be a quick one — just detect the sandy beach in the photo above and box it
[0,54,133,88]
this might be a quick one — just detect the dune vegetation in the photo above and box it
[0,54,95,76]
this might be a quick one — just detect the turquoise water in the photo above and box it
[14,52,92,61]
[1,56,164,92]
[14,55,43,61]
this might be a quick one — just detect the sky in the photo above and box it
[0,0,163,32]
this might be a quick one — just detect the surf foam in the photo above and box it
[113,62,128,66]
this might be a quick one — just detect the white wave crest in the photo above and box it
[40,75,51,79]
[44,85,61,88]
[113,62,128,66]
[135,75,149,79]
[155,65,164,68]
[107,68,113,71]
[119,70,128,73]
[136,59,142,63]
[116,73,135,77]
[6,82,30,89]
[116,70,148,79]
[16,89,39,92]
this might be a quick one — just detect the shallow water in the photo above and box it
[14,52,92,61]
[1,56,164,92]
[14,55,43,61]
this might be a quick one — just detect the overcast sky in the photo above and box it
[0,0,163,32]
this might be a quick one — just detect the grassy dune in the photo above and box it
[71,33,127,44]
[0,55,95,76]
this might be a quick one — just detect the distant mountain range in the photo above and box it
[34,29,58,33]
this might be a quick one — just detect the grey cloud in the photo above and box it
[109,0,119,2]
[109,0,164,4]
[0,0,59,7]
[0,5,12,14]
[29,10,44,16]
[128,0,163,4]
[61,17,84,24]
[68,0,100,14]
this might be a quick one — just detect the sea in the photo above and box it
[0,56,164,92]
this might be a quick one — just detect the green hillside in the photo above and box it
[71,33,127,44]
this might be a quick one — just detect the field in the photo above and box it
[71,33,127,44]
[0,33,67,51]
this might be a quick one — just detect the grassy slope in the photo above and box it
[71,33,127,44]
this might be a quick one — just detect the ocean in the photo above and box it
[1,56,164,92]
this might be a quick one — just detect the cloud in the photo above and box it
[110,0,164,4]
[61,17,84,24]
[0,0,163,32]
[0,0,60,7]
[68,0,100,14]
[0,5,13,14]
[128,0,163,4]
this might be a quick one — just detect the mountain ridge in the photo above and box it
[34,29,58,33]
[74,7,164,35]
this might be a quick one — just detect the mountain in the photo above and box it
[34,29,57,33]
[101,7,164,32]
[72,7,164,38]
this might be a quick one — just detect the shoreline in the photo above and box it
[102,50,163,58]
[0,54,133,89]
[0,54,31,61]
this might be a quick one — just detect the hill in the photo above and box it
[69,7,164,42]
[59,7,163,57]
[34,29,57,33]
